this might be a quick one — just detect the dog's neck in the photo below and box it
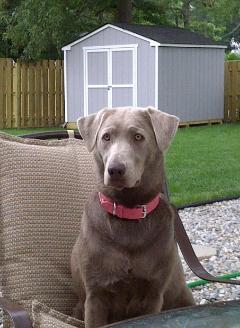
[95,153,165,207]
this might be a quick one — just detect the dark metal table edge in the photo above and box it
[102,300,240,327]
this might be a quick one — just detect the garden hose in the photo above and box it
[187,272,240,288]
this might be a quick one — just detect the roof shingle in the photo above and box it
[113,23,225,46]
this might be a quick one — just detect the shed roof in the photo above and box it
[113,23,225,47]
[62,23,226,50]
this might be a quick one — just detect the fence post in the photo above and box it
[236,61,240,121]
[0,59,4,129]
[15,61,22,128]
[231,61,237,122]
[28,63,35,127]
[35,61,42,127]
[12,61,17,127]
[6,58,13,128]
[224,61,229,121]
[48,60,55,127]
[21,62,28,127]
[42,60,49,127]
[61,61,64,123]
[55,60,62,126]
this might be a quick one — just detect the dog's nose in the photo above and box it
[108,163,126,178]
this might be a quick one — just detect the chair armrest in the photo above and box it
[0,297,32,328]
[19,130,82,140]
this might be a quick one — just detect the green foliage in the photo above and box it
[1,0,103,61]
[225,52,240,61]
[190,21,226,41]
[0,0,240,61]
[133,0,177,26]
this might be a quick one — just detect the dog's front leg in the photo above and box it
[85,293,109,328]
[127,287,164,317]
[143,291,164,315]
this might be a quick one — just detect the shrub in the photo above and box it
[225,52,240,61]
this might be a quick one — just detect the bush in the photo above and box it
[225,52,240,61]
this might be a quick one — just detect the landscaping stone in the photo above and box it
[180,198,240,305]
[179,244,217,260]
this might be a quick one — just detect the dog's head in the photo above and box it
[77,107,179,190]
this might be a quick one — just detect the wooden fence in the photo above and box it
[1,58,240,128]
[0,58,64,129]
[225,60,240,122]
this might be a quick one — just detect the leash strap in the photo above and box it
[172,204,240,285]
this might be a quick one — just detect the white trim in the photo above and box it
[113,84,134,88]
[63,50,68,122]
[83,48,111,53]
[62,24,159,50]
[158,43,227,49]
[63,45,71,51]
[154,45,158,108]
[83,48,88,117]
[88,84,134,88]
[108,50,112,107]
[133,46,137,106]
[88,84,108,88]
[83,44,138,51]
[112,47,138,52]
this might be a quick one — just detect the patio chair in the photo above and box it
[0,130,239,328]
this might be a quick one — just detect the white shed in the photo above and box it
[62,23,226,126]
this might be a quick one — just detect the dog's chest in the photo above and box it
[107,271,149,296]
[98,245,165,291]
[104,267,161,321]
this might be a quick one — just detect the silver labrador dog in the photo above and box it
[71,107,195,328]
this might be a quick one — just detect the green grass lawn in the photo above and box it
[1,123,240,206]
[166,123,240,206]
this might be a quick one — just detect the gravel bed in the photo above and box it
[180,198,240,305]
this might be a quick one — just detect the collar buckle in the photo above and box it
[142,205,147,218]
[112,202,117,216]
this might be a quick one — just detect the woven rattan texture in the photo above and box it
[32,300,84,328]
[0,133,95,317]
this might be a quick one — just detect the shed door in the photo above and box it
[84,46,137,115]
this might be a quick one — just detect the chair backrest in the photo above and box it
[0,131,96,317]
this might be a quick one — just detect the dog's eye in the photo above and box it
[135,134,144,141]
[102,133,111,141]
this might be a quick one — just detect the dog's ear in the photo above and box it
[77,108,108,152]
[147,106,180,153]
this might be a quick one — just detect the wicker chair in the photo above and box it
[0,131,86,328]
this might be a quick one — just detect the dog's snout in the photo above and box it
[108,163,126,178]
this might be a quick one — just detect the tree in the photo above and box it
[182,0,190,28]
[0,0,21,57]
[1,0,102,60]
[1,0,240,61]
[117,0,132,23]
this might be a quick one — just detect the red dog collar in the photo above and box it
[98,192,160,220]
